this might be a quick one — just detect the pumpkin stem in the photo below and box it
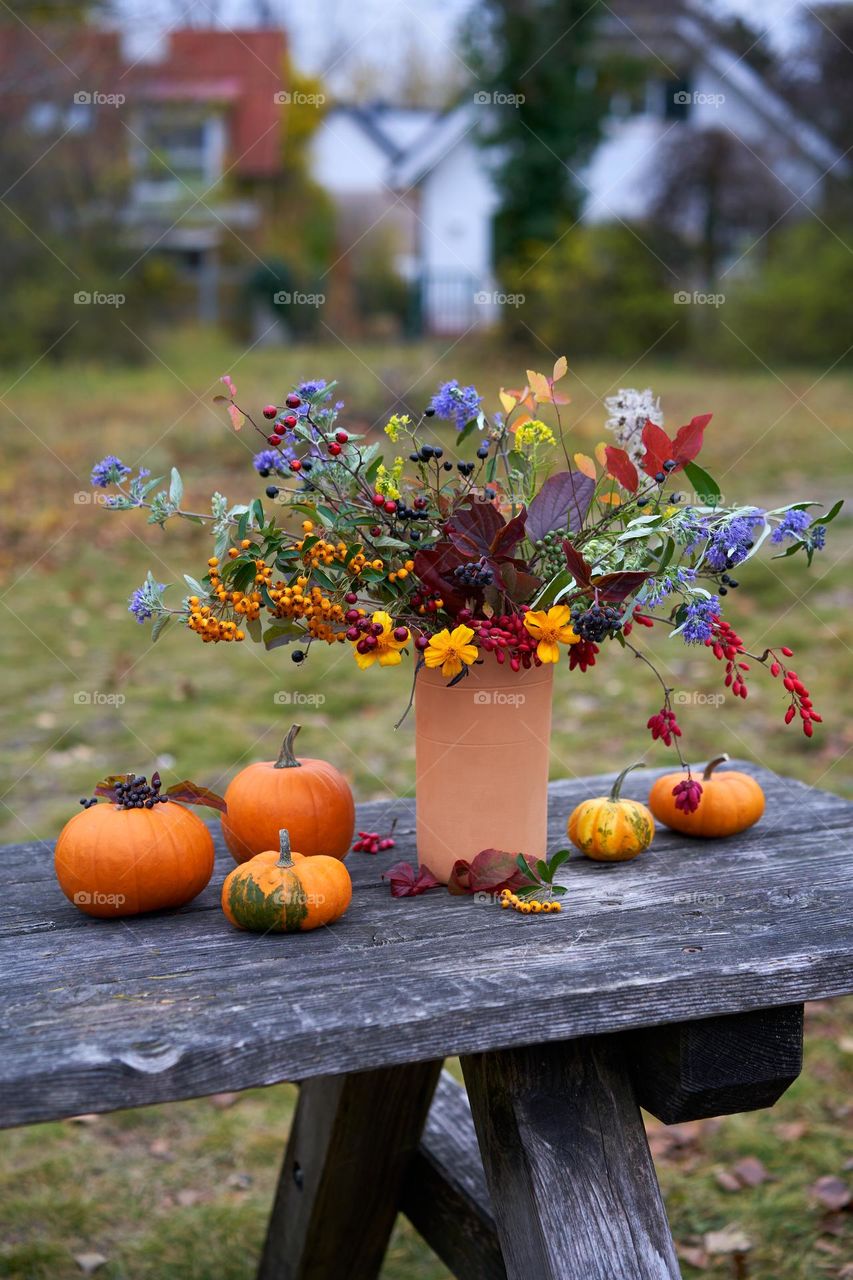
[274,725,302,770]
[610,761,646,802]
[277,829,294,868]
[702,753,730,781]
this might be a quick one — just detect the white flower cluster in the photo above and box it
[604,388,663,465]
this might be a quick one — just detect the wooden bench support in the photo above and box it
[258,1058,442,1280]
[401,1070,507,1280]
[461,1038,681,1280]
[626,1004,804,1123]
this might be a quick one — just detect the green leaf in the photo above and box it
[263,623,303,650]
[548,848,573,874]
[184,575,207,597]
[251,498,264,528]
[169,467,183,506]
[246,615,263,643]
[237,511,250,542]
[656,536,675,575]
[536,858,551,882]
[457,417,479,446]
[682,461,720,506]
[820,498,844,527]
[151,613,171,642]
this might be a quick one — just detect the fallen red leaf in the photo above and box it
[382,861,442,898]
[447,847,538,895]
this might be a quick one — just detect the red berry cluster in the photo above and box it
[706,616,750,699]
[353,830,396,854]
[768,647,821,737]
[464,610,540,671]
[672,776,703,813]
[568,638,598,671]
[647,705,682,746]
[623,608,654,637]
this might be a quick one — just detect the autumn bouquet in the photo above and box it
[92,358,840,811]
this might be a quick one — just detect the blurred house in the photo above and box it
[0,23,286,325]
[310,103,499,336]
[587,3,847,226]
[123,29,286,322]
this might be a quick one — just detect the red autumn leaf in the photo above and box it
[382,861,442,898]
[165,781,228,813]
[640,420,673,477]
[562,540,593,590]
[490,506,528,558]
[446,502,504,558]
[671,413,712,466]
[447,847,538,896]
[591,569,653,602]
[604,446,639,493]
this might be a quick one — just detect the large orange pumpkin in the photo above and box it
[648,754,765,837]
[221,829,352,932]
[221,724,354,864]
[55,795,215,918]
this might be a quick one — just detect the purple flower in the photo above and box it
[681,594,720,644]
[704,510,764,571]
[91,455,131,488]
[429,380,482,431]
[644,566,696,608]
[811,524,826,550]
[298,379,327,398]
[771,509,811,544]
[253,447,294,476]
[128,582,163,623]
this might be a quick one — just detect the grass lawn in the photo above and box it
[0,330,850,1277]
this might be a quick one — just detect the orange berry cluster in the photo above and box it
[500,888,562,914]
[389,559,415,584]
[268,576,346,635]
[187,597,245,643]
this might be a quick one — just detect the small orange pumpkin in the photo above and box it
[648,754,765,837]
[222,724,354,864]
[55,777,218,917]
[567,762,655,861]
[221,829,352,932]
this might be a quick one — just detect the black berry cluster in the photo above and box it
[453,558,494,587]
[571,602,624,642]
[112,774,169,810]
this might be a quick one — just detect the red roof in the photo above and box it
[131,29,287,178]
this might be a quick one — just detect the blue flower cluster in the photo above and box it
[643,566,697,608]
[91,455,131,488]
[429,380,482,432]
[128,580,164,623]
[771,509,810,544]
[704,509,765,571]
[253,447,294,477]
[681,594,720,644]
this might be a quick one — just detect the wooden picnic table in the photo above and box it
[2,760,852,1279]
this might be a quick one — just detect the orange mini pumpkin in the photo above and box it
[221,724,354,863]
[648,754,765,837]
[55,788,216,918]
[221,829,352,932]
[568,762,655,861]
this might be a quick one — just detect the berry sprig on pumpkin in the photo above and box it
[55,773,226,918]
[92,362,841,802]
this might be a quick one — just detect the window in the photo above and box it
[136,107,221,188]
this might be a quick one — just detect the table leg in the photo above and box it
[258,1058,442,1280]
[461,1037,681,1280]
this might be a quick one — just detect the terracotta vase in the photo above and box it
[414,656,554,883]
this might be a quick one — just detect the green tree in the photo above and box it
[465,0,608,266]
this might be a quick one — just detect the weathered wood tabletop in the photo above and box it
[3,760,852,1280]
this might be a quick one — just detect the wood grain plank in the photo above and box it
[0,763,851,1129]
[402,1070,506,1280]
[461,1038,681,1280]
[258,1059,441,1280]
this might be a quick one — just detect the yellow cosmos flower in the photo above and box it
[423,624,479,679]
[351,610,409,670]
[523,606,579,664]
